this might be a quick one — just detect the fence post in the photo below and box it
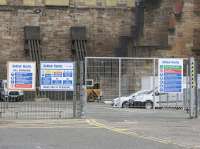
[119,58,122,101]
[189,57,198,118]
[73,61,77,118]
[74,60,85,118]
[184,62,189,111]
[80,60,86,118]
[198,74,200,113]
[153,58,156,110]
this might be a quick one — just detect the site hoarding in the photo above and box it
[7,61,36,91]
[158,59,183,93]
[40,61,74,91]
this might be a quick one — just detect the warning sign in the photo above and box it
[159,59,183,93]
[7,61,36,91]
[40,62,74,91]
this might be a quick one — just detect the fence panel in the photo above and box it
[0,63,79,120]
[86,58,120,100]
[85,57,190,112]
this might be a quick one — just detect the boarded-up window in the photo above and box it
[193,29,200,50]
[112,0,135,7]
[194,0,200,15]
[45,0,69,6]
[117,0,127,7]
[96,0,103,7]
[84,0,96,6]
[23,0,35,6]
[127,0,135,7]
[168,13,176,33]
[114,36,130,57]
[0,0,6,5]
[75,0,96,7]
[106,0,117,7]
[174,0,184,17]
[23,0,43,6]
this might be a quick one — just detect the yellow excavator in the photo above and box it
[86,80,102,102]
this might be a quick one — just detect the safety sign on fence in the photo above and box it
[158,59,183,93]
[40,62,74,91]
[7,61,36,91]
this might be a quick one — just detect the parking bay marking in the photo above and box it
[86,119,190,149]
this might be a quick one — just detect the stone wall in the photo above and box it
[165,0,194,57]
[125,0,200,59]
[0,0,135,7]
[0,0,200,65]
[136,0,200,58]
[0,7,134,63]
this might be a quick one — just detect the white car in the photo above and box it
[112,90,150,108]
[129,89,165,109]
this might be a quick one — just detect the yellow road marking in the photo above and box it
[0,126,98,129]
[0,119,91,128]
[86,119,190,149]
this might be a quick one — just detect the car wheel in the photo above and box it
[2,97,6,102]
[122,102,129,108]
[21,96,24,102]
[145,101,153,109]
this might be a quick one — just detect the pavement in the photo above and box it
[0,103,200,149]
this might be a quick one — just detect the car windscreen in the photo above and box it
[139,91,151,95]
[128,90,150,97]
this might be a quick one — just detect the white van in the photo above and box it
[0,80,24,102]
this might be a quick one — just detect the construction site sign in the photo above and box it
[7,61,36,91]
[40,62,74,91]
[158,59,183,93]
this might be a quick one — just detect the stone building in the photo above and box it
[0,0,199,64]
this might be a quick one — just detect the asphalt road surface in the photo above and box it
[0,127,183,149]
[0,103,199,149]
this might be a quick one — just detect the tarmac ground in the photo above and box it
[0,103,199,149]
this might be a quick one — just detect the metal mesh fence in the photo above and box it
[86,59,119,100]
[0,63,79,120]
[85,57,190,111]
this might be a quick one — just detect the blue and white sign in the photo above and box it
[7,61,36,91]
[40,62,74,91]
[159,59,183,93]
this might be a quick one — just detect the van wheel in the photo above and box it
[122,102,129,108]
[145,101,153,109]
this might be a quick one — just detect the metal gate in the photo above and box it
[0,63,80,120]
[0,26,82,120]
[85,57,191,116]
